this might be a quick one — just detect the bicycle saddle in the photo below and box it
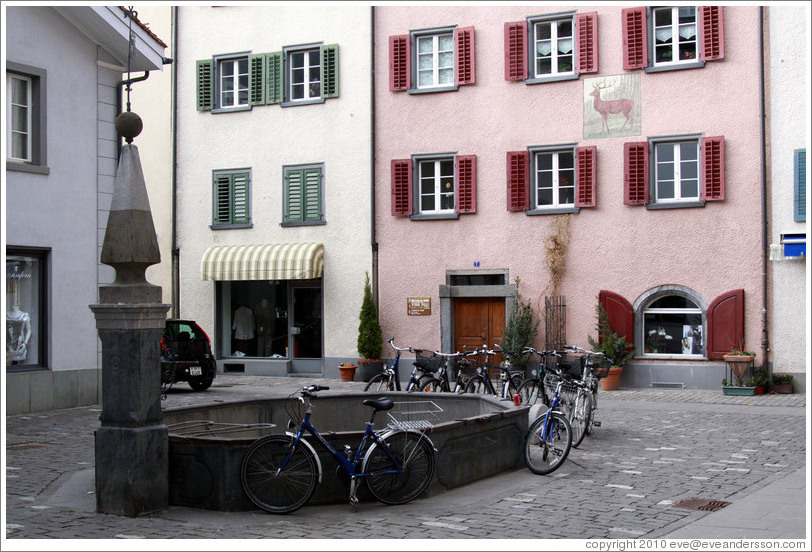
[363,397,394,411]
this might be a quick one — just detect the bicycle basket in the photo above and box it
[386,400,443,431]
[594,364,611,379]
[543,372,579,405]
[557,354,585,379]
[413,349,443,372]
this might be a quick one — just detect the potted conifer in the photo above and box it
[587,301,634,391]
[356,272,384,382]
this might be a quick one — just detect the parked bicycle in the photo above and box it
[364,338,431,393]
[416,350,474,394]
[463,344,524,399]
[563,345,608,440]
[240,385,437,514]
[515,347,563,407]
[523,363,573,475]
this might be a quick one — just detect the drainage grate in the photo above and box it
[651,382,686,389]
[672,498,731,512]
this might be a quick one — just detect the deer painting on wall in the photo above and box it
[590,79,634,135]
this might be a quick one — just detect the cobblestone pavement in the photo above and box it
[4,376,808,543]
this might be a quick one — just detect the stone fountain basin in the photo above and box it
[164,391,528,511]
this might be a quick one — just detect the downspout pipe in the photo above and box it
[171,6,180,317]
[759,7,771,383]
[370,6,379,305]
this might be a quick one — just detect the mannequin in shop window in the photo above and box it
[254,298,274,357]
[232,305,255,355]
[7,304,32,363]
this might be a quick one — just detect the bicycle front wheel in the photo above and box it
[416,375,442,392]
[240,435,318,514]
[516,378,542,406]
[570,390,593,448]
[365,431,435,505]
[364,373,394,393]
[524,411,572,475]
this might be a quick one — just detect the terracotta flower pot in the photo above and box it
[600,366,623,391]
[338,365,356,381]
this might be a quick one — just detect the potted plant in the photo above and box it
[722,343,757,395]
[587,301,634,391]
[771,373,794,394]
[356,272,384,382]
[500,277,539,372]
[338,362,357,381]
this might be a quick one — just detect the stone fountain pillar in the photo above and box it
[89,111,170,516]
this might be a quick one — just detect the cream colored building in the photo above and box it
[173,6,373,377]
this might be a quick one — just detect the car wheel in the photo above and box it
[188,376,213,391]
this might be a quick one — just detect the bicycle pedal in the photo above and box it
[593,421,601,427]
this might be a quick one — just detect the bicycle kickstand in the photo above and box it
[348,476,359,512]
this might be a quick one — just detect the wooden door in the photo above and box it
[453,297,506,377]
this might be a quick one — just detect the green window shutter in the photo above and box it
[196,59,214,111]
[232,173,250,223]
[303,167,323,220]
[250,54,266,105]
[266,51,283,104]
[795,149,806,222]
[285,169,304,221]
[214,172,250,224]
[321,44,339,98]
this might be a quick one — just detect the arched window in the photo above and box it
[636,287,706,358]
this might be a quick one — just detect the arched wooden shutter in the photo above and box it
[622,7,648,70]
[701,136,725,201]
[506,151,529,211]
[699,6,725,61]
[624,142,649,205]
[575,146,597,207]
[504,21,527,81]
[455,27,476,85]
[575,12,598,74]
[391,159,412,216]
[456,155,477,213]
[389,35,410,91]
[707,289,744,360]
[599,290,634,345]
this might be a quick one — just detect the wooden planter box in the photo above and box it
[771,383,794,394]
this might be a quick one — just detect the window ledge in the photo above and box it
[407,85,459,95]
[644,60,705,73]
[211,105,252,114]
[280,220,326,227]
[281,98,326,108]
[409,213,460,221]
[638,354,707,361]
[525,73,579,85]
[210,223,253,230]
[646,201,706,210]
[526,207,580,216]
[6,161,50,175]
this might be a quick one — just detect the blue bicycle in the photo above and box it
[364,338,433,392]
[522,347,573,475]
[240,385,437,513]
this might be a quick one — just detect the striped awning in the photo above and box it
[201,243,324,281]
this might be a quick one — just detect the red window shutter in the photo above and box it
[624,142,649,205]
[575,146,597,207]
[391,159,413,216]
[506,151,529,211]
[622,7,648,70]
[699,6,725,61]
[707,289,744,360]
[456,155,477,214]
[599,290,634,346]
[575,12,599,74]
[455,27,476,86]
[389,35,410,91]
[504,21,528,81]
[702,136,725,201]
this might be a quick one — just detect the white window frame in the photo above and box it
[531,16,575,79]
[417,157,456,215]
[532,149,576,209]
[415,31,455,90]
[288,48,322,102]
[653,139,700,204]
[7,73,32,163]
[651,6,699,67]
[217,56,249,109]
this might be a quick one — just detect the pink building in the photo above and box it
[374,5,765,389]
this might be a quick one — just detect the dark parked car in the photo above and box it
[160,319,217,391]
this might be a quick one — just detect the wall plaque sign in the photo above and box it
[407,297,431,316]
